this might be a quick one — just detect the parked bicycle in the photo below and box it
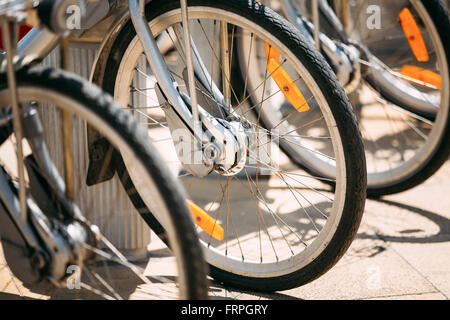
[12,0,365,292]
[274,0,450,197]
[0,0,207,300]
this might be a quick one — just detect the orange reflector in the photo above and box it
[399,8,429,62]
[265,43,310,112]
[265,42,280,63]
[401,65,441,89]
[187,200,224,241]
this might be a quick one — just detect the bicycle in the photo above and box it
[272,0,450,197]
[16,0,367,291]
[86,0,368,291]
[0,0,207,300]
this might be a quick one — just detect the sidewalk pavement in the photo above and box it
[119,157,450,300]
[1,159,449,300]
[208,159,450,300]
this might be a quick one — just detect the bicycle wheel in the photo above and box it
[0,66,207,299]
[279,0,450,197]
[99,0,366,292]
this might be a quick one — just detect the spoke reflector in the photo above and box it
[265,43,310,112]
[187,200,224,241]
[401,65,441,89]
[399,8,429,62]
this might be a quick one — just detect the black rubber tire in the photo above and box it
[362,0,450,197]
[1,66,208,299]
[334,0,450,197]
[271,0,450,198]
[101,0,366,292]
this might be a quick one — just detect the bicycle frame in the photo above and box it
[3,1,230,123]
[1,0,245,179]
[0,0,215,290]
[1,0,440,134]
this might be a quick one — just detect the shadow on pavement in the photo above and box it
[358,198,450,244]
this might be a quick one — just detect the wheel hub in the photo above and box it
[211,119,248,176]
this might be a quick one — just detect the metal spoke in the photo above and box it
[84,267,124,300]
[279,170,335,202]
[276,173,321,233]
[197,20,241,106]
[241,168,279,262]
[240,75,303,119]
[244,171,300,254]
[278,172,330,220]
[80,282,116,300]
[235,58,290,111]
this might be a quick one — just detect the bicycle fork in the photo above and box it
[128,0,250,178]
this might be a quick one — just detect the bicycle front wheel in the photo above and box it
[279,0,450,196]
[0,66,207,299]
[100,0,366,292]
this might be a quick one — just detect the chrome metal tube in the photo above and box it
[0,28,59,72]
[172,24,227,109]
[180,0,199,128]
[2,20,27,222]
[312,0,320,50]
[128,0,200,139]
[220,21,231,106]
[60,38,75,199]
[18,28,59,65]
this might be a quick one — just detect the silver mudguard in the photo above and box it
[88,5,132,86]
